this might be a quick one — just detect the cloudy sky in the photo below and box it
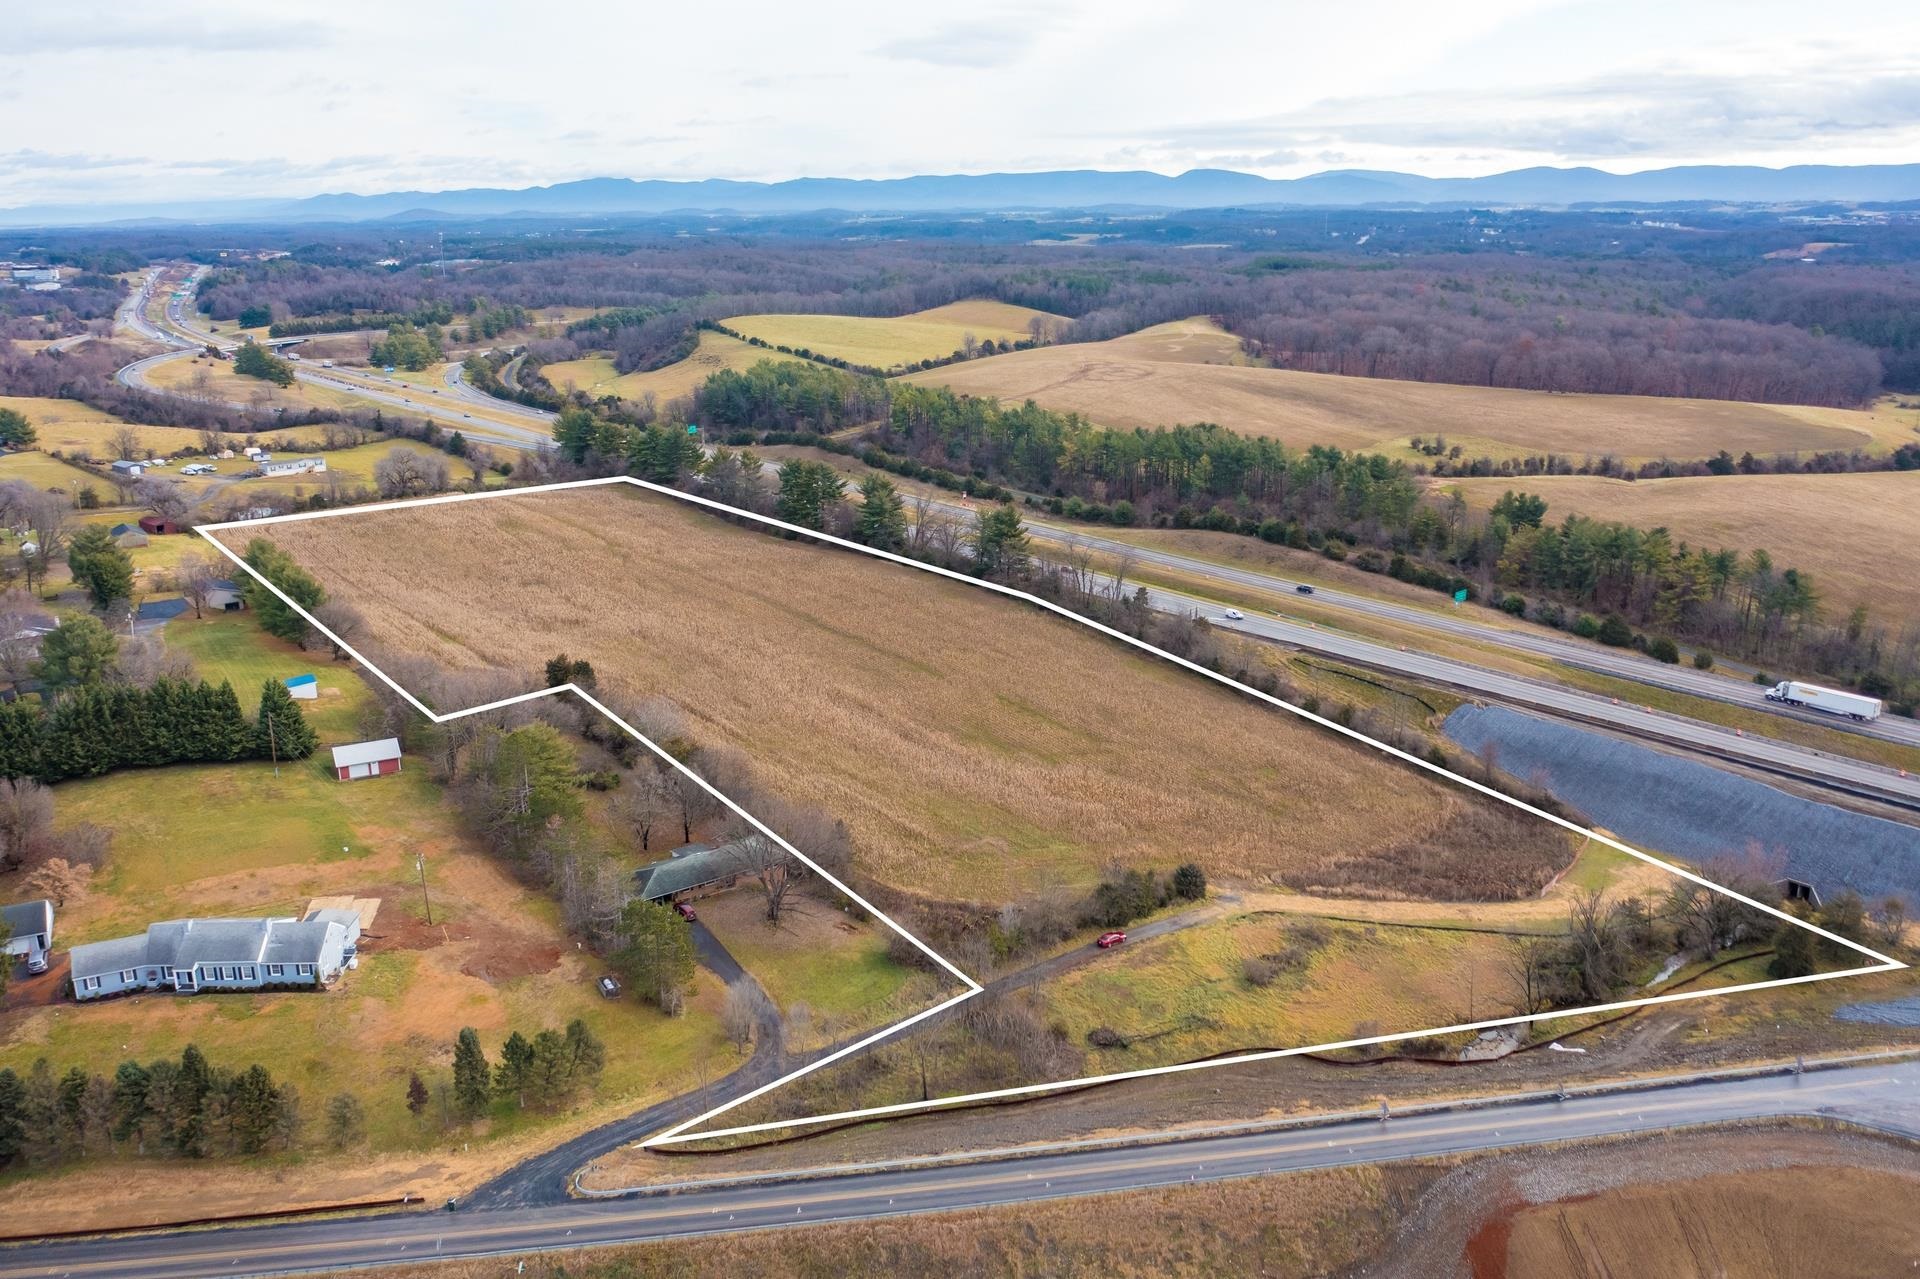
[2,0,1917,206]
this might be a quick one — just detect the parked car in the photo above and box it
[1096,931,1127,949]
[1223,608,1244,620]
[596,975,621,998]
[674,901,698,921]
[1295,584,1315,595]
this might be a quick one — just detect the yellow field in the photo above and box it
[1443,470,1920,626]
[141,351,369,415]
[904,317,1912,461]
[0,448,104,495]
[226,486,1567,904]
[541,332,802,406]
[724,300,1065,370]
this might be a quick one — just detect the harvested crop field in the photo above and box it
[540,331,801,405]
[904,317,1896,461]
[724,300,1064,369]
[228,484,1571,904]
[1443,470,1920,625]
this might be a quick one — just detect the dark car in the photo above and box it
[674,901,698,921]
[1295,583,1315,595]
[596,975,621,998]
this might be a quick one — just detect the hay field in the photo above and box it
[229,486,1567,904]
[723,300,1065,370]
[541,331,802,405]
[1444,470,1920,625]
[904,317,1901,461]
[142,351,369,415]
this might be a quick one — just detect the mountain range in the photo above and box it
[8,163,1920,227]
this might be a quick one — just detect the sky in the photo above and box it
[2,0,1918,207]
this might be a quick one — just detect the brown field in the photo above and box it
[1443,470,1920,626]
[725,300,1066,370]
[905,317,1910,461]
[540,331,802,406]
[1502,1163,1920,1277]
[227,485,1569,904]
[142,351,370,415]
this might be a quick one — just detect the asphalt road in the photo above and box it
[1151,587,1920,809]
[4,1057,1913,1279]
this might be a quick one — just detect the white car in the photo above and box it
[1223,609,1245,620]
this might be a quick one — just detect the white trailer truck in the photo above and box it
[1764,680,1883,722]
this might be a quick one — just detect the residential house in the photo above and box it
[108,521,149,549]
[68,911,360,1002]
[331,737,402,781]
[1,899,53,975]
[259,456,327,478]
[633,840,751,904]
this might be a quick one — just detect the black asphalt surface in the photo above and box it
[4,1057,1913,1279]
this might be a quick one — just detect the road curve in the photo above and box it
[3,1057,1912,1279]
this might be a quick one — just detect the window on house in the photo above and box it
[120,969,135,982]
[83,977,99,991]
[267,964,282,977]
[298,963,313,976]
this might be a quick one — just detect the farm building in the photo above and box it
[1,899,54,975]
[139,514,187,535]
[633,840,751,903]
[205,579,246,611]
[68,908,361,1001]
[259,456,327,478]
[285,673,318,700]
[108,522,149,549]
[331,737,402,780]
[110,460,145,479]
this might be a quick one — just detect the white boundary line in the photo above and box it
[196,475,1904,1150]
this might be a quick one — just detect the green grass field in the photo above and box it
[0,449,104,495]
[723,300,1064,370]
[165,612,374,739]
[692,890,923,1037]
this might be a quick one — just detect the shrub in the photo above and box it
[1572,613,1601,639]
[1595,614,1635,647]
[1647,636,1680,664]
[1693,650,1714,670]
[1242,956,1280,987]
[1171,862,1207,901]
[1500,594,1527,616]
[1086,1026,1129,1049]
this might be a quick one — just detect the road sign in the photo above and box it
[1453,588,1469,603]
[686,423,699,435]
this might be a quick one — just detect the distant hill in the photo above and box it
[7,163,1920,227]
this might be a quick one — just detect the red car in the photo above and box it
[674,901,698,921]
[1096,931,1127,949]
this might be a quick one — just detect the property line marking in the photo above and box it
[196,475,1904,1150]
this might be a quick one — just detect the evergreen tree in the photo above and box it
[202,681,252,762]
[240,539,326,642]
[254,679,318,762]
[494,1031,534,1107]
[527,1030,573,1107]
[405,1072,430,1120]
[853,474,907,551]
[563,1020,606,1086]
[0,1067,22,1168]
[175,1045,213,1157]
[451,1028,491,1118]
[229,1064,278,1155]
[66,525,134,610]
[110,1061,151,1150]
[0,701,45,780]
[20,1059,61,1166]
[774,459,843,531]
[615,899,696,1013]
[233,340,295,386]
[323,1092,366,1148]
[35,616,118,692]
[0,407,37,448]
[969,504,1032,580]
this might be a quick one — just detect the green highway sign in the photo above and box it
[686,423,699,435]
[1453,588,1469,603]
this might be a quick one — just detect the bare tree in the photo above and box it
[0,589,51,687]
[373,447,451,498]
[1503,935,1560,1015]
[107,424,145,463]
[0,777,56,872]
[177,551,219,619]
[721,980,774,1054]
[115,633,195,688]
[729,833,797,923]
[311,600,366,661]
[618,765,675,854]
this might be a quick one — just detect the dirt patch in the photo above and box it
[1,954,69,1010]
[459,934,563,983]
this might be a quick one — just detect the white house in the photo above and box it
[1,899,53,975]
[331,737,402,781]
[68,910,360,1001]
[205,579,246,611]
[259,456,327,478]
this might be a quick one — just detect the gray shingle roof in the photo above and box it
[634,840,751,901]
[69,916,342,982]
[1,899,52,941]
[68,933,155,981]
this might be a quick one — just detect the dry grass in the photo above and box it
[541,332,803,406]
[905,317,1906,461]
[370,1162,1425,1279]
[225,486,1568,904]
[142,352,370,415]
[725,300,1065,370]
[1502,1163,1920,1277]
[1443,470,1920,626]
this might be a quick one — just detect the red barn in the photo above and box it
[138,515,186,535]
[330,738,403,781]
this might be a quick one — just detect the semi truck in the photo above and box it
[1764,680,1883,722]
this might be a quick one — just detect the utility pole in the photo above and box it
[265,705,279,778]
[416,851,434,925]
